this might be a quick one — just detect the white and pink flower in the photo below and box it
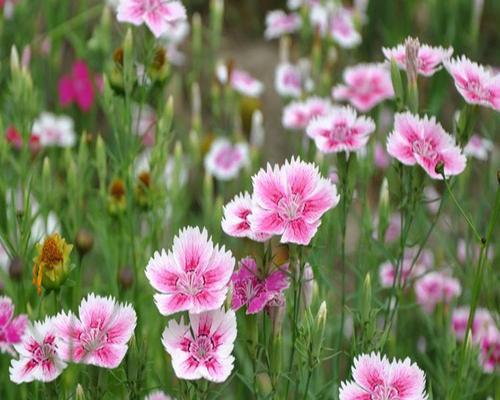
[32,112,76,148]
[145,226,235,315]
[282,97,332,130]
[339,352,428,400]
[204,138,249,181]
[379,249,433,288]
[464,134,494,160]
[383,42,453,77]
[116,0,187,38]
[444,56,500,111]
[250,158,340,245]
[264,10,301,40]
[275,63,303,98]
[0,296,28,355]
[162,308,237,382]
[414,271,461,313]
[329,7,361,49]
[216,63,264,98]
[332,63,394,112]
[9,317,66,383]
[451,306,495,343]
[386,112,466,179]
[478,325,499,373]
[306,106,375,153]
[231,257,290,314]
[54,293,136,368]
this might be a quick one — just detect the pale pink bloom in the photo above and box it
[204,138,249,181]
[116,0,187,38]
[456,238,493,264]
[328,167,339,185]
[339,352,428,400]
[250,158,340,245]
[332,63,394,112]
[162,309,236,382]
[301,262,314,309]
[478,326,499,373]
[309,5,329,36]
[0,296,28,355]
[1,0,18,19]
[264,10,301,39]
[54,293,136,368]
[231,257,289,314]
[444,56,500,110]
[221,192,272,242]
[275,63,302,98]
[58,60,97,112]
[423,185,441,214]
[132,103,157,147]
[145,390,173,400]
[216,63,264,98]
[379,249,432,288]
[464,134,494,160]
[451,306,495,343]
[329,7,361,48]
[373,212,401,243]
[146,226,234,315]
[9,318,67,383]
[160,19,189,44]
[282,97,332,130]
[32,112,76,148]
[374,142,391,169]
[383,43,453,77]
[414,271,461,313]
[306,105,375,153]
[386,112,466,179]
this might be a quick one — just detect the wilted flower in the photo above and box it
[282,97,332,130]
[329,7,361,48]
[58,60,98,112]
[221,192,272,242]
[216,63,264,98]
[383,41,453,77]
[414,271,461,313]
[32,233,73,295]
[332,63,394,112]
[464,134,494,160]
[54,293,136,368]
[145,226,235,315]
[32,112,76,148]
[386,112,466,179]
[250,157,340,245]
[116,0,187,38]
[231,257,289,314]
[108,178,127,214]
[204,138,249,181]
[0,296,28,355]
[9,317,67,383]
[306,105,376,153]
[264,10,301,40]
[339,352,428,400]
[478,326,499,373]
[451,306,495,343]
[444,56,500,111]
[275,62,302,98]
[162,309,237,382]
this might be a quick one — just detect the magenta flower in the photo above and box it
[306,106,375,153]
[332,63,394,112]
[264,10,301,40]
[116,0,187,38]
[9,318,67,383]
[231,257,289,314]
[221,192,272,242]
[339,352,428,400]
[204,138,249,181]
[162,308,237,382]
[282,97,332,130]
[54,293,136,368]
[414,271,461,313]
[464,134,494,160]
[275,62,303,98]
[478,326,499,374]
[145,226,235,315]
[451,306,495,343]
[386,112,466,179]
[0,296,28,355]
[250,158,340,245]
[329,7,361,49]
[444,56,500,111]
[383,42,453,77]
[58,60,96,112]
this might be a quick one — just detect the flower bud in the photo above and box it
[313,301,327,358]
[96,135,107,198]
[108,178,127,215]
[390,58,404,108]
[301,263,314,310]
[9,257,24,281]
[268,294,286,337]
[434,161,445,176]
[404,37,420,87]
[250,110,265,148]
[75,229,94,257]
[118,265,134,290]
[377,178,390,241]
[75,384,86,400]
[10,45,20,74]
[360,273,372,323]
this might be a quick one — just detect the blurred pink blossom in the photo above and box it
[451,306,495,343]
[216,63,264,98]
[329,7,361,48]
[275,62,302,98]
[264,10,301,40]
[58,60,98,112]
[464,134,494,160]
[32,112,76,148]
[414,271,461,313]
[478,326,499,373]
[374,142,391,169]
[0,296,28,356]
[282,97,332,130]
[162,309,236,382]
[145,226,234,315]
[204,138,249,181]
[379,248,433,288]
[387,112,466,179]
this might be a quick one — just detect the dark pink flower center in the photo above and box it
[465,79,490,102]
[28,335,57,366]
[189,334,215,361]
[215,146,241,170]
[177,272,205,296]
[277,194,305,221]
[328,122,351,143]
[372,384,399,400]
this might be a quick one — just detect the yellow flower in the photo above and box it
[32,233,73,296]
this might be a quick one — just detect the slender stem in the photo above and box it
[303,369,313,400]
